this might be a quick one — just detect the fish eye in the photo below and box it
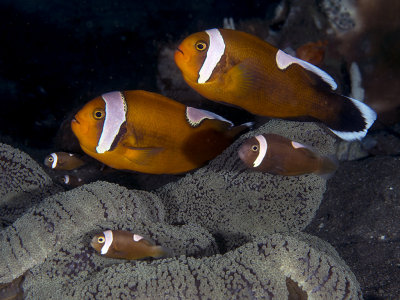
[251,145,259,152]
[97,236,105,243]
[195,41,207,51]
[48,157,54,162]
[93,109,105,120]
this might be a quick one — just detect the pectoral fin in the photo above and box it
[222,59,266,97]
[122,144,163,166]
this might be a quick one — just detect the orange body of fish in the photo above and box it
[174,28,376,141]
[71,90,249,174]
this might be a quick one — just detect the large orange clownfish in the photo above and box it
[71,90,250,174]
[174,28,377,141]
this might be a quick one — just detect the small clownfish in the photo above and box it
[44,152,86,170]
[296,40,328,66]
[238,133,338,177]
[91,230,170,260]
[56,174,84,187]
[71,90,251,174]
[174,28,377,141]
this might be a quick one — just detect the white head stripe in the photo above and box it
[275,50,337,90]
[63,175,70,184]
[101,230,113,255]
[198,29,225,84]
[291,141,305,149]
[253,135,268,168]
[133,234,143,242]
[96,91,127,154]
[50,153,58,169]
[186,106,233,127]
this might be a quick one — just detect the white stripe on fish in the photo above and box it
[198,29,225,84]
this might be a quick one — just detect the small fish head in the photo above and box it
[71,97,106,154]
[44,153,57,168]
[90,233,106,253]
[238,136,261,168]
[174,31,209,83]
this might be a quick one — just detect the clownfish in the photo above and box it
[44,152,86,170]
[71,90,251,174]
[296,40,328,66]
[91,230,170,260]
[238,133,338,177]
[174,28,377,141]
[56,174,84,187]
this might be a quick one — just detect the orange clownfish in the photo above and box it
[91,230,170,260]
[238,133,338,177]
[174,28,377,141]
[71,90,251,174]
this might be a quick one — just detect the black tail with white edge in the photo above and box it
[324,95,377,141]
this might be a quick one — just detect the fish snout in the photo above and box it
[176,47,184,55]
[90,236,97,248]
[238,144,247,161]
[71,116,89,135]
[174,47,189,63]
[71,116,80,125]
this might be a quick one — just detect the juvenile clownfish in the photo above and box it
[44,152,86,170]
[238,133,338,177]
[71,90,251,174]
[174,28,377,141]
[296,40,328,66]
[56,174,84,187]
[91,230,170,260]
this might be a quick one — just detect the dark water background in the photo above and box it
[0,1,399,299]
[0,0,279,150]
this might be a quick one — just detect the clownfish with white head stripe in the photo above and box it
[238,133,338,177]
[56,174,85,187]
[174,28,377,141]
[91,230,170,260]
[71,90,251,174]
[44,152,86,170]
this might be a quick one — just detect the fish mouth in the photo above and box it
[238,146,246,161]
[71,117,80,125]
[176,47,184,55]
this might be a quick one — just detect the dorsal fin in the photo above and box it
[185,106,233,127]
[275,50,337,90]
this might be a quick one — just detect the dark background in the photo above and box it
[0,1,399,299]
[0,0,279,150]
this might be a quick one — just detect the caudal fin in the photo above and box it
[315,155,339,180]
[152,245,174,259]
[327,96,377,141]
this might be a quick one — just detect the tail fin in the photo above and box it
[327,96,377,141]
[152,245,174,259]
[315,155,339,180]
